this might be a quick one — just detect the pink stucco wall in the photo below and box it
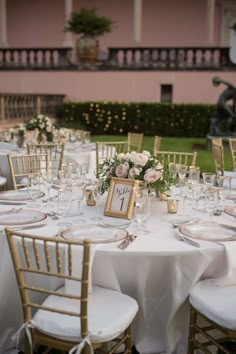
[0,71,235,104]
[7,0,222,49]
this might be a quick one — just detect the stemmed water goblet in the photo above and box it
[41,172,55,203]
[177,164,188,181]
[134,193,150,235]
[202,172,216,187]
[27,174,41,208]
[57,188,73,228]
[90,179,102,221]
[71,180,87,223]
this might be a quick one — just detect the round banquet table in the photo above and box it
[0,189,234,354]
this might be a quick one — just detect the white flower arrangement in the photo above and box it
[97,150,177,194]
[25,114,53,142]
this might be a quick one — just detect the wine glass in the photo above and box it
[27,174,41,208]
[90,180,102,221]
[218,176,231,206]
[179,179,188,215]
[202,173,216,187]
[71,180,86,223]
[134,193,150,235]
[177,164,188,181]
[57,188,73,228]
[41,172,55,203]
[169,163,177,178]
[205,187,218,219]
[191,182,205,211]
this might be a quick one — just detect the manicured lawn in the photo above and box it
[91,135,233,173]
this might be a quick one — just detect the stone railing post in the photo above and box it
[0,96,5,120]
[36,96,41,115]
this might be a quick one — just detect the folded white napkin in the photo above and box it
[214,241,236,286]
[65,244,98,295]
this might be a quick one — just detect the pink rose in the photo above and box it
[128,167,140,178]
[144,169,162,183]
[115,164,128,178]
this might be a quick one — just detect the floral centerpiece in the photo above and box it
[25,114,53,143]
[97,150,177,195]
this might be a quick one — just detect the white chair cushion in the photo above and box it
[0,176,6,187]
[189,279,236,330]
[33,285,138,343]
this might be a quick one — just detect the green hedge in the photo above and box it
[63,101,214,137]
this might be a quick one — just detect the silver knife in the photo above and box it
[180,236,200,248]
[0,202,28,206]
[11,224,47,231]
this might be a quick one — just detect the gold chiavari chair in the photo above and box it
[211,138,222,147]
[212,141,224,177]
[153,136,162,155]
[127,133,143,152]
[6,229,138,354]
[27,143,64,174]
[155,150,197,167]
[8,153,49,189]
[188,279,236,353]
[229,138,236,170]
[96,141,128,173]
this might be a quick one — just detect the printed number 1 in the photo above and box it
[120,197,125,211]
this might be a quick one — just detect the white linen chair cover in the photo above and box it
[189,279,236,330]
[0,176,7,189]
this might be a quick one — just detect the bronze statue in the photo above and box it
[210,76,236,136]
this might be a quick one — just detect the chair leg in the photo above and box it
[188,306,197,354]
[24,334,31,354]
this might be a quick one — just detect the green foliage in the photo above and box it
[63,101,214,137]
[65,8,113,36]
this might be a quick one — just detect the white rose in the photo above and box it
[156,162,163,170]
[142,150,151,158]
[128,167,140,178]
[115,164,128,178]
[130,153,149,167]
[144,169,163,183]
[117,153,125,161]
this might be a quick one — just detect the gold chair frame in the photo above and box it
[127,133,143,152]
[153,136,162,155]
[6,229,133,354]
[27,143,64,173]
[188,304,236,353]
[229,138,236,170]
[154,150,197,166]
[212,141,224,176]
[96,141,128,172]
[8,153,49,189]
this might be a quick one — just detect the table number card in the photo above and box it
[104,177,137,219]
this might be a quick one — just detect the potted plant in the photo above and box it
[65,8,113,68]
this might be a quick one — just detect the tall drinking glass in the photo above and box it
[57,188,72,228]
[134,194,150,235]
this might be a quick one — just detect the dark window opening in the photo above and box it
[160,84,173,103]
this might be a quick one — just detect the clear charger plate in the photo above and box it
[161,214,192,225]
[224,206,236,218]
[100,217,132,228]
[0,190,44,201]
[0,209,47,225]
[179,221,236,241]
[61,224,128,244]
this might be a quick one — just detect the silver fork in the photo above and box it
[118,234,137,250]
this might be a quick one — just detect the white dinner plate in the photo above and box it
[161,214,192,225]
[100,217,132,228]
[224,206,236,218]
[61,224,128,244]
[0,190,44,201]
[0,209,47,225]
[179,221,236,241]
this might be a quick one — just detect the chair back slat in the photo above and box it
[127,133,143,152]
[8,153,49,189]
[212,141,224,176]
[229,138,236,170]
[27,143,64,174]
[155,151,197,167]
[96,141,128,173]
[153,136,161,155]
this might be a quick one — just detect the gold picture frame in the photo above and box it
[104,177,137,219]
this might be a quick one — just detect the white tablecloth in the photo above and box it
[1,188,234,354]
